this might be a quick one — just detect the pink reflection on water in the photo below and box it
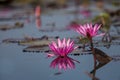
[50,56,79,70]
[35,18,41,30]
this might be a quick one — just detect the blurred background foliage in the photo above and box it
[0,0,67,7]
[0,0,120,9]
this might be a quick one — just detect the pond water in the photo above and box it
[0,6,120,80]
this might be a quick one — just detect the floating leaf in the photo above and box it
[2,38,24,43]
[111,55,120,62]
[0,22,24,31]
[2,35,57,45]
[70,49,92,56]
[19,39,50,46]
[23,45,49,53]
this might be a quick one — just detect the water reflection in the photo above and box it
[50,56,79,70]
[86,48,112,80]
[85,72,100,80]
[35,18,41,29]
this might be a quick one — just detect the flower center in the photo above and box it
[87,31,90,37]
[60,56,64,58]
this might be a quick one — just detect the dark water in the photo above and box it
[0,7,120,80]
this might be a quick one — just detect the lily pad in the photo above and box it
[0,22,24,31]
[23,45,49,53]
[19,39,50,46]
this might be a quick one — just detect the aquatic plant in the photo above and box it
[48,38,79,70]
[72,23,104,40]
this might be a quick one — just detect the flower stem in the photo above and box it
[90,38,97,79]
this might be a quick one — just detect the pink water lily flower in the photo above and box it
[73,23,104,39]
[48,38,79,70]
[48,38,78,57]
[35,5,41,18]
